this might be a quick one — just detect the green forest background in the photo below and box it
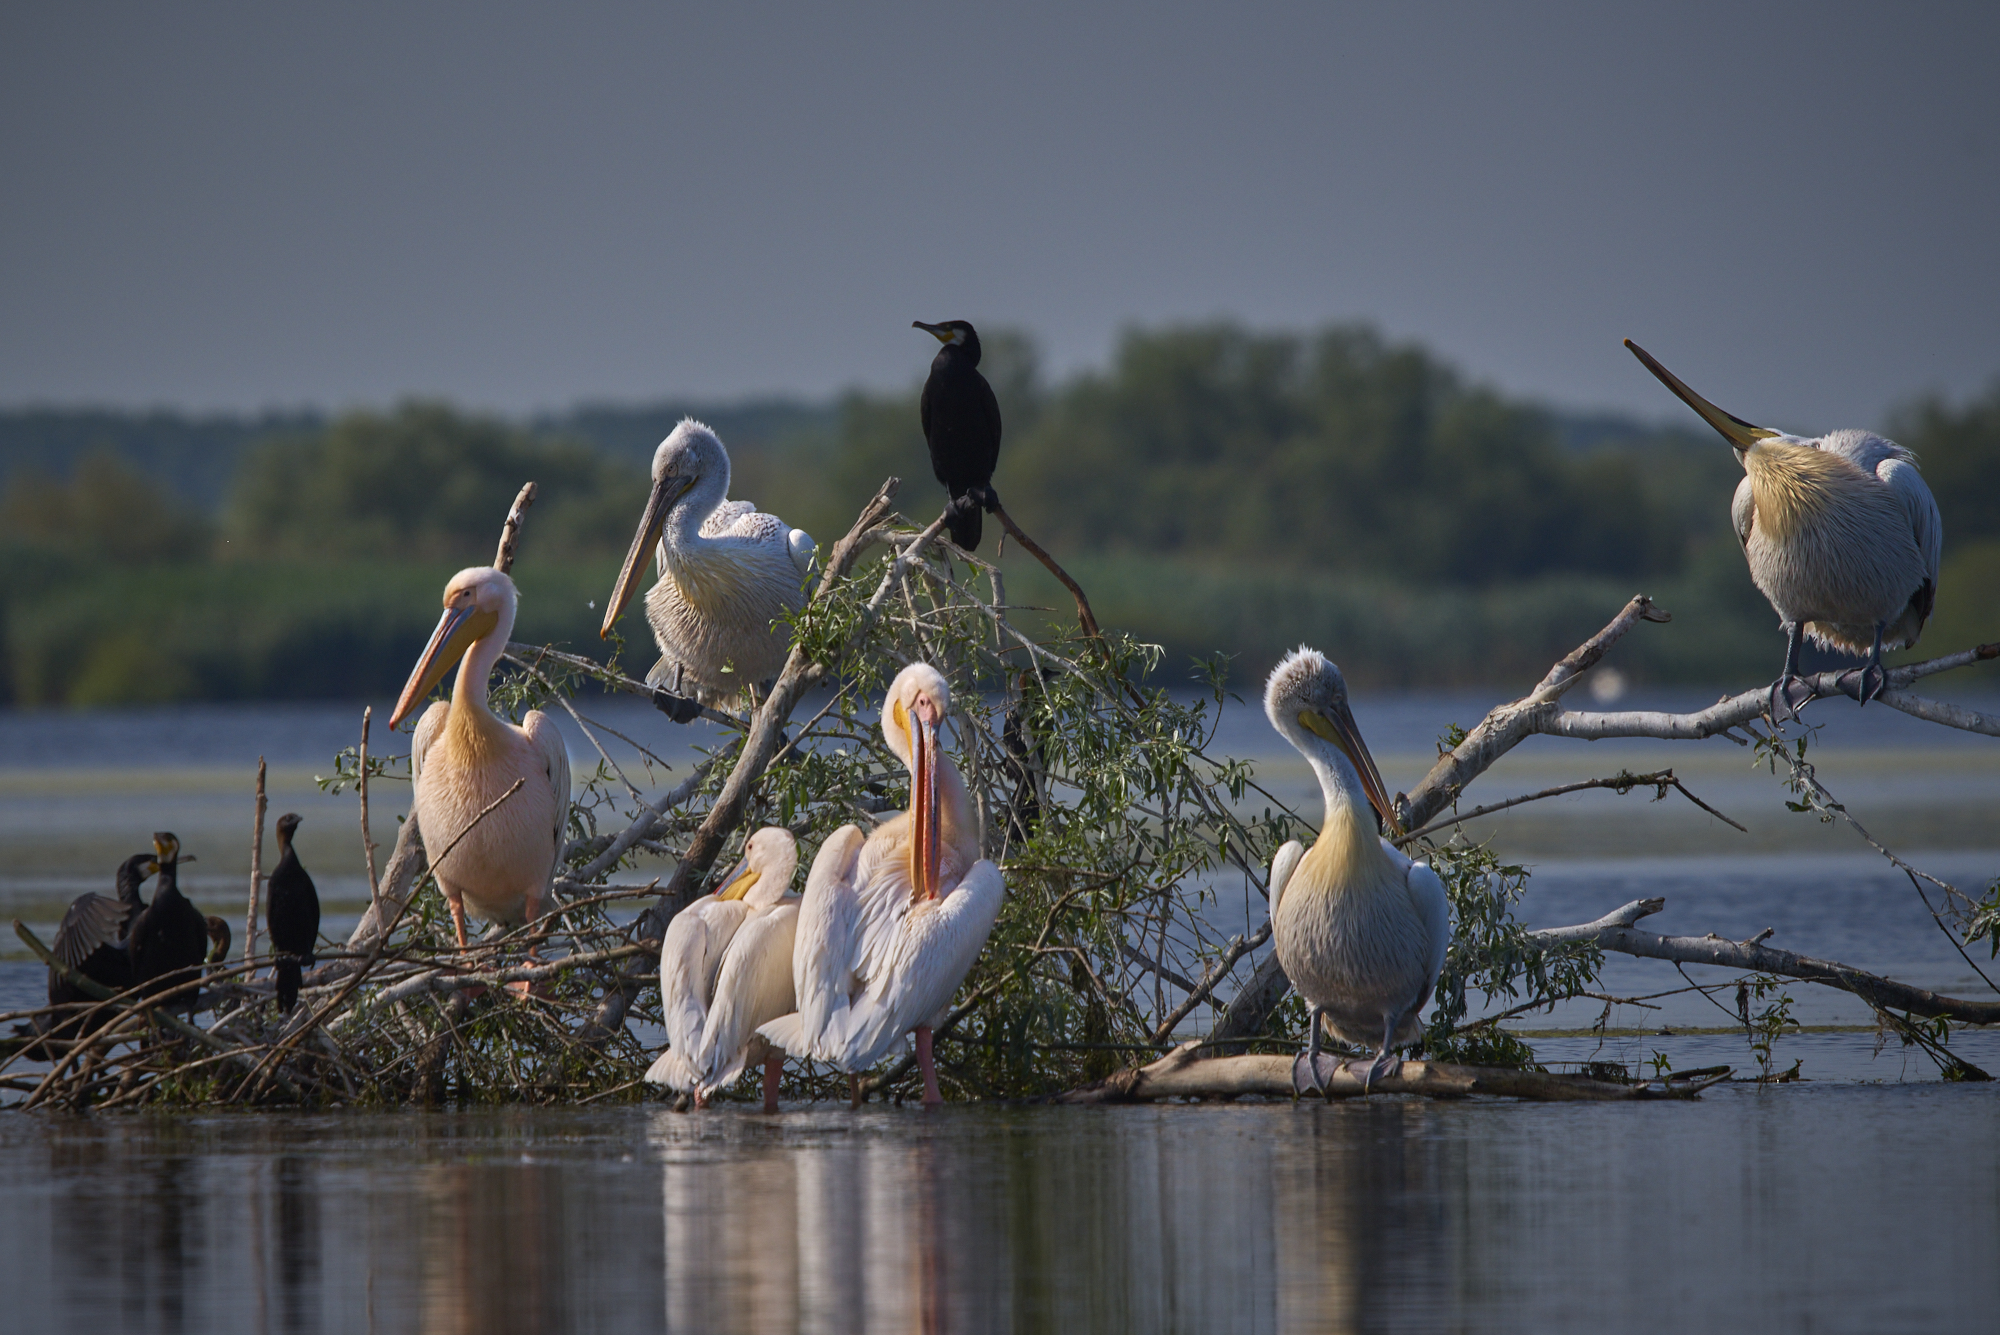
[3,321,1997,706]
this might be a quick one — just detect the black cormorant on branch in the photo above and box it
[266,813,320,1013]
[914,319,1002,551]
[47,851,160,1029]
[128,832,210,1017]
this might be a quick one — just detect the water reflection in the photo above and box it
[3,1093,1998,1332]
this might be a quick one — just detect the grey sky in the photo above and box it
[3,2,1995,429]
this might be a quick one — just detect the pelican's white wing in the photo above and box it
[409,700,449,782]
[1268,840,1305,919]
[697,900,800,1094]
[1879,457,1944,596]
[648,896,750,1092]
[1407,859,1452,1008]
[759,825,866,1061]
[522,709,573,862]
[837,860,1006,1070]
[788,528,817,581]
[1730,475,1756,551]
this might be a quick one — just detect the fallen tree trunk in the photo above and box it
[1056,1044,1729,1103]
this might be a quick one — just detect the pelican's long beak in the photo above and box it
[602,474,693,639]
[390,603,499,728]
[1624,339,1777,453]
[912,320,953,345]
[900,697,944,899]
[1300,704,1403,837]
[714,855,760,902]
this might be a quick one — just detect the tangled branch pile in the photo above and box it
[5,478,1996,1110]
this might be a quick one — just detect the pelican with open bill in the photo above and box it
[392,566,571,984]
[599,420,816,721]
[1264,649,1450,1094]
[1625,339,1942,721]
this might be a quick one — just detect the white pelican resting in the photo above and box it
[759,663,1005,1107]
[645,826,801,1111]
[391,567,571,984]
[1626,340,1942,719]
[600,419,816,717]
[1265,648,1449,1093]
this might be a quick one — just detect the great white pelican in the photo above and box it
[391,566,571,984]
[645,826,801,1112]
[1626,340,1942,719]
[759,663,1005,1107]
[600,419,816,718]
[1265,649,1449,1093]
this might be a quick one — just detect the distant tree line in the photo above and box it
[0,321,1994,703]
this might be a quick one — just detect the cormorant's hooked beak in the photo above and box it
[1624,339,1778,454]
[1299,703,1403,837]
[714,853,761,902]
[602,473,695,639]
[390,601,500,729]
[898,695,944,899]
[912,320,955,345]
[150,833,194,865]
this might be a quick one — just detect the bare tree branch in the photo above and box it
[1395,770,1744,846]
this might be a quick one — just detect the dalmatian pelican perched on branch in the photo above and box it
[1265,649,1449,1094]
[1626,340,1942,720]
[391,566,571,982]
[600,419,816,719]
[645,827,801,1112]
[760,663,1005,1107]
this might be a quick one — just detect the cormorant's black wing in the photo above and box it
[920,369,935,448]
[54,893,126,970]
[972,371,1003,482]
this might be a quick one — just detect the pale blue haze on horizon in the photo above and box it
[2,2,1997,430]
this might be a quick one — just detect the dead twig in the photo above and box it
[1395,769,1745,846]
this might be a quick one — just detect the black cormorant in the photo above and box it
[265,813,320,1013]
[46,851,160,1030]
[128,832,210,1016]
[914,319,1002,551]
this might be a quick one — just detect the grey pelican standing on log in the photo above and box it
[645,827,801,1111]
[1626,340,1942,720]
[391,566,571,984]
[600,419,816,721]
[1264,649,1449,1093]
[761,664,1005,1107]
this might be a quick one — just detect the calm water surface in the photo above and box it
[2,1093,1996,1334]
[1,699,1996,1331]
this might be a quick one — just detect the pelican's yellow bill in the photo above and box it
[602,474,693,639]
[1624,339,1776,452]
[391,603,498,728]
[1299,706,1403,837]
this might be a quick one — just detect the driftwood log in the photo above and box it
[1055,1041,1730,1104]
